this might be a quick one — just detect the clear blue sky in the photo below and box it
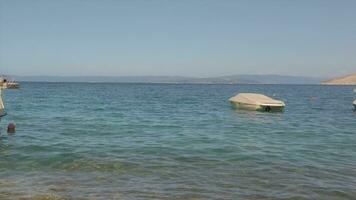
[0,0,355,77]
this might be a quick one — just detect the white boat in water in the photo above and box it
[3,82,20,89]
[0,76,20,89]
[229,93,285,112]
[353,100,356,109]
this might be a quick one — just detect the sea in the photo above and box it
[0,83,355,200]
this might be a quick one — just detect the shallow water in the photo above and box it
[0,83,355,199]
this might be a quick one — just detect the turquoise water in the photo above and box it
[0,83,356,199]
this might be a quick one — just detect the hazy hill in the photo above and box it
[10,74,323,84]
[10,76,196,83]
[199,75,323,84]
[322,73,356,85]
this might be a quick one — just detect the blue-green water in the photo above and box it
[0,83,356,199]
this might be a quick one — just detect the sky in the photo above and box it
[0,0,355,77]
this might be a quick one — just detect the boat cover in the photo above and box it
[229,93,285,106]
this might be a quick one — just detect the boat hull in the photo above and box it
[7,84,19,89]
[230,102,285,112]
[0,82,20,89]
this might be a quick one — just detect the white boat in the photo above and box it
[229,93,285,112]
[353,100,356,109]
[0,77,20,89]
[4,82,20,89]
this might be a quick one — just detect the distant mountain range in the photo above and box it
[9,74,325,84]
[322,73,356,85]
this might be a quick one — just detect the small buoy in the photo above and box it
[7,123,16,134]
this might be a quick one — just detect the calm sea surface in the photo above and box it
[0,83,356,200]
